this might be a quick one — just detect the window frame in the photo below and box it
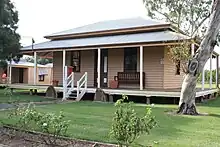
[39,75,45,82]
[124,48,137,72]
[71,51,81,72]
[175,61,181,75]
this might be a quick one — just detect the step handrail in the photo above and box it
[66,72,74,95]
[63,66,74,100]
[76,72,87,101]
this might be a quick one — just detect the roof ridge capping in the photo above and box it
[44,16,171,39]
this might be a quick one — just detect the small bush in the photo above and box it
[3,87,21,104]
[10,104,70,145]
[4,86,13,102]
[110,95,156,147]
[217,88,220,96]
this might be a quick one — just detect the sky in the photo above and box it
[11,0,218,69]
[11,0,146,45]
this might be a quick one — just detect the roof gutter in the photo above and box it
[20,39,190,53]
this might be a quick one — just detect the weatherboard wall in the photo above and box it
[53,50,95,87]
[163,48,183,89]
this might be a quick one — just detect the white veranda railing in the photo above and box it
[63,66,74,100]
[63,66,87,101]
[76,72,88,101]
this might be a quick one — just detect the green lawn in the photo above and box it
[0,89,53,103]
[1,98,220,147]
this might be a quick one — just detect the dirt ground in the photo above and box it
[0,127,116,147]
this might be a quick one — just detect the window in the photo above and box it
[39,75,45,81]
[175,61,181,75]
[71,51,80,72]
[124,48,137,72]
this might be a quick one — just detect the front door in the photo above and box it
[93,49,108,87]
[100,49,108,87]
[18,68,24,83]
[124,48,137,72]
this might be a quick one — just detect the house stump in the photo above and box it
[146,97,150,104]
[46,86,57,98]
[94,88,107,102]
[109,95,114,102]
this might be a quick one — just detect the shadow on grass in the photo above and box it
[135,105,200,146]
[208,113,220,119]
[0,101,209,146]
[198,97,220,108]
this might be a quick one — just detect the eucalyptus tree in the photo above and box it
[144,0,220,115]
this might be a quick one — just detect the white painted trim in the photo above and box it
[104,56,107,73]
[34,52,37,85]
[62,50,66,100]
[71,72,74,89]
[196,89,218,97]
[217,55,219,88]
[216,56,218,88]
[9,63,12,84]
[140,46,143,90]
[76,72,88,101]
[5,83,218,98]
[202,67,205,90]
[210,53,212,89]
[191,43,195,56]
[97,48,101,88]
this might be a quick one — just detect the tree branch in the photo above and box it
[154,10,178,24]
[191,13,211,37]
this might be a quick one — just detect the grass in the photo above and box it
[0,88,53,103]
[1,98,220,147]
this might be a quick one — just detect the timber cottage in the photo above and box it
[7,17,219,101]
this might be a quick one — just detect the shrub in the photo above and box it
[167,41,192,73]
[4,86,13,102]
[110,95,156,147]
[10,104,70,145]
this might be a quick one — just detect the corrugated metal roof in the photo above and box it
[9,61,47,67]
[46,17,170,37]
[22,30,189,51]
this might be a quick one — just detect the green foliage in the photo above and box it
[197,69,218,83]
[3,87,21,104]
[25,56,53,65]
[217,88,220,96]
[143,0,213,73]
[143,0,212,37]
[0,0,21,62]
[4,86,13,100]
[167,41,192,73]
[0,60,8,70]
[110,95,156,147]
[10,104,70,145]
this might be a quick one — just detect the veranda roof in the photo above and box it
[21,30,189,51]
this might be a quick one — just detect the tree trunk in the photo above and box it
[178,74,198,115]
[178,0,220,115]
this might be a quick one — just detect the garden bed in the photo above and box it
[0,126,116,147]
